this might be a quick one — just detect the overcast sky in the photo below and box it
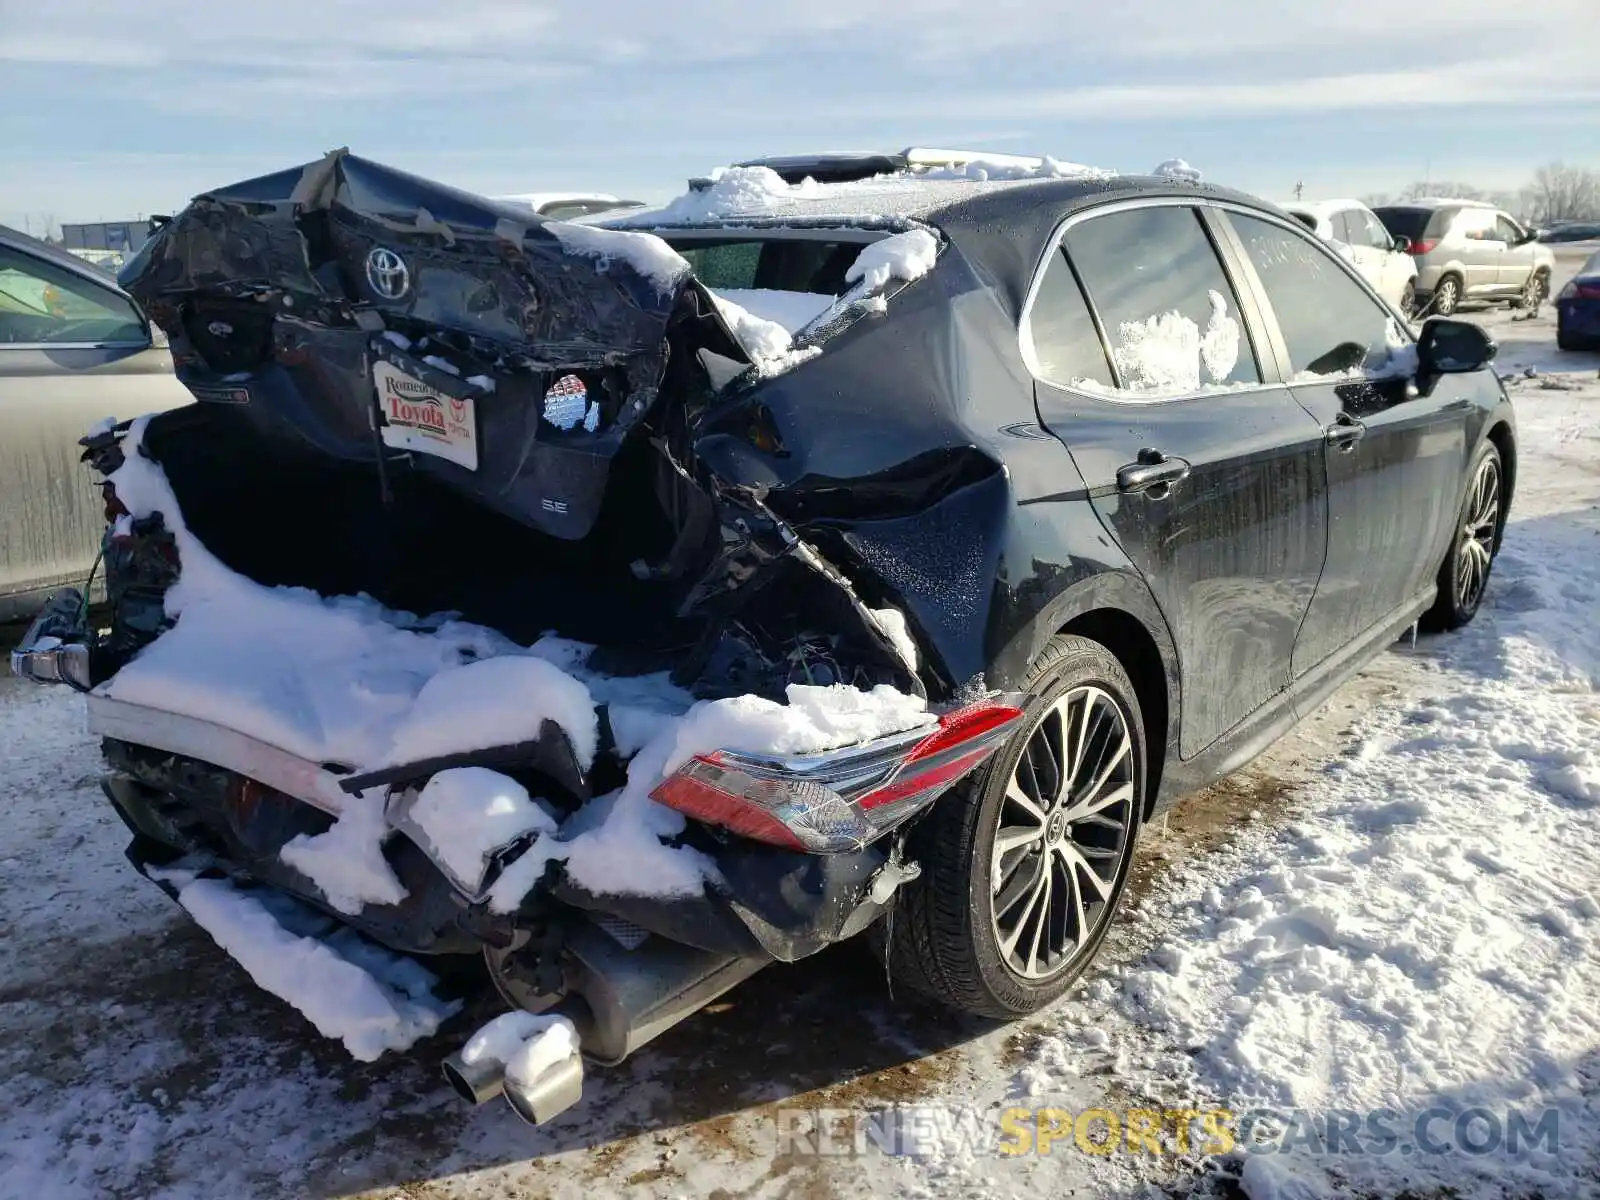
[2,0,1596,232]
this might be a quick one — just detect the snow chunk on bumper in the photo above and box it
[487,683,936,910]
[175,876,456,1061]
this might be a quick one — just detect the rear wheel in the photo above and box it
[1432,274,1462,316]
[1515,271,1548,312]
[1422,442,1503,631]
[885,635,1144,1018]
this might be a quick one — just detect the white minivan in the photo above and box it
[1282,198,1420,315]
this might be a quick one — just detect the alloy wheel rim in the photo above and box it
[1525,275,1544,306]
[1437,279,1459,312]
[988,685,1136,980]
[1456,457,1500,612]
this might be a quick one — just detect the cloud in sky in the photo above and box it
[1,0,1594,226]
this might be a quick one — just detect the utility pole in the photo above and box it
[1293,181,1304,200]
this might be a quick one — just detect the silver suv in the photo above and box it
[1373,199,1555,316]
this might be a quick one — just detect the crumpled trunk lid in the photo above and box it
[121,149,735,541]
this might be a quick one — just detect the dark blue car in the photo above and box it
[1556,250,1600,351]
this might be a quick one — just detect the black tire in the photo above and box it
[1421,441,1503,632]
[1400,280,1418,320]
[884,635,1145,1018]
[1432,274,1462,316]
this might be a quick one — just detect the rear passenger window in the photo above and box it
[1228,212,1408,379]
[1026,248,1113,390]
[1062,206,1260,396]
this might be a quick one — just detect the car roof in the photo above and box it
[1281,198,1369,218]
[604,173,1287,322]
[603,172,1271,233]
[1378,197,1496,211]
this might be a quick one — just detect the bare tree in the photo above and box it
[1399,180,1484,202]
[1526,162,1600,225]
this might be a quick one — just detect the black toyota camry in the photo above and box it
[11,149,1513,1123]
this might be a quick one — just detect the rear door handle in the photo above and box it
[1325,415,1367,451]
[1117,449,1191,494]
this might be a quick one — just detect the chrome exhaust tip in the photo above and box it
[443,1010,585,1125]
[441,1049,505,1106]
[502,1052,585,1126]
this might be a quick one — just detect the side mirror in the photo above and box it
[1417,318,1497,374]
[1391,234,1411,254]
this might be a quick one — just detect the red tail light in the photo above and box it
[650,696,1026,853]
[1574,284,1600,300]
[1408,240,1437,255]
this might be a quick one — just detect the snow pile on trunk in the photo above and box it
[544,220,690,296]
[844,229,939,292]
[101,424,586,775]
[97,421,935,916]
[173,876,457,1061]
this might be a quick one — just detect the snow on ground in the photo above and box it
[1,274,1596,1198]
[171,877,459,1062]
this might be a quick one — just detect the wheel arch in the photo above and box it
[1056,607,1171,820]
[1485,420,1517,528]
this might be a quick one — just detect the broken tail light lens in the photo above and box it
[650,696,1026,853]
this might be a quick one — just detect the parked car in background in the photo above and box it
[491,192,647,220]
[1282,198,1419,314]
[1556,249,1600,351]
[1539,221,1600,244]
[0,224,190,622]
[1372,200,1554,317]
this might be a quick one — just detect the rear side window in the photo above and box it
[1026,248,1113,389]
[1372,207,1436,243]
[1062,205,1261,395]
[1228,212,1406,379]
[667,238,864,295]
[1332,212,1359,244]
[1454,208,1496,240]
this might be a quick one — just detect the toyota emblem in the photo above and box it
[365,247,410,301]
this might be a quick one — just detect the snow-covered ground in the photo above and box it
[1,264,1596,1200]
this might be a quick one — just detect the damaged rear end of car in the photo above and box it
[12,150,1023,1123]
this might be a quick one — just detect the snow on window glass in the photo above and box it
[1065,205,1260,398]
[1108,289,1243,394]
